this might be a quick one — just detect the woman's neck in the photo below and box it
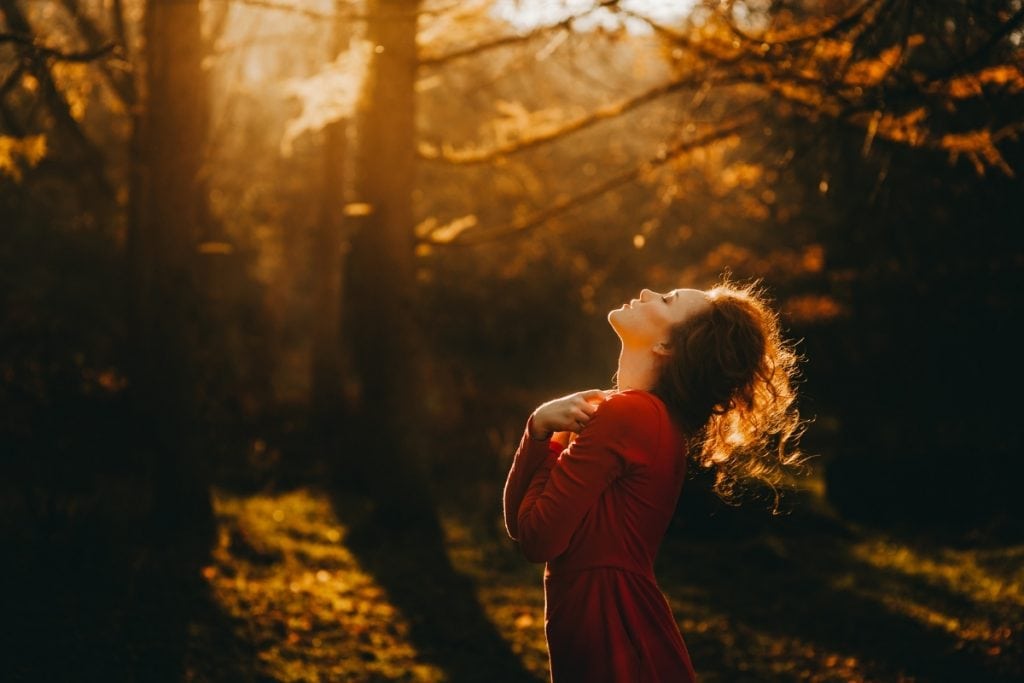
[615,345,659,391]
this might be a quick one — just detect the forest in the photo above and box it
[1,0,1022,681]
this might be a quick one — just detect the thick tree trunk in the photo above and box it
[345,0,432,529]
[127,0,212,537]
[311,9,350,435]
[310,119,347,421]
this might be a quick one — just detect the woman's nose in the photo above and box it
[639,288,657,302]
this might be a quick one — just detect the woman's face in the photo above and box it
[608,288,711,348]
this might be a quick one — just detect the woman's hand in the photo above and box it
[529,389,608,440]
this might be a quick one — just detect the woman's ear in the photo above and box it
[653,341,672,357]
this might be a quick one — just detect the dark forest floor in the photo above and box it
[182,487,1024,683]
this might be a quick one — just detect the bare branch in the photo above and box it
[421,56,860,167]
[419,24,571,67]
[111,0,129,56]
[0,61,24,96]
[615,8,744,68]
[223,0,468,22]
[718,0,884,47]
[0,0,112,194]
[57,0,136,106]
[227,0,337,21]
[419,0,618,67]
[425,117,753,248]
[419,75,708,165]
[923,6,1024,82]
[0,61,26,134]
[419,0,468,17]
[0,31,115,62]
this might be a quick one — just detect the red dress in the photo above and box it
[503,390,698,683]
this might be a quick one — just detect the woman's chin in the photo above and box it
[607,308,626,333]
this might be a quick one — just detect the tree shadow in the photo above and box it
[328,490,541,683]
[0,491,257,683]
[659,512,1021,682]
[125,539,260,683]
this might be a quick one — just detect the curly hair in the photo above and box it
[651,278,805,509]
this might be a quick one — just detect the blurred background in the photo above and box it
[1,0,1022,681]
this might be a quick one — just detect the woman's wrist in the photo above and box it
[528,412,552,441]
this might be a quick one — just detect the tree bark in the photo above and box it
[127,0,212,538]
[311,6,350,437]
[344,0,432,529]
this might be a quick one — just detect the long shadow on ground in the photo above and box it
[659,505,1022,683]
[329,490,540,683]
[2,526,256,682]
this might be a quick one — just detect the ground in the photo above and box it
[183,487,1023,682]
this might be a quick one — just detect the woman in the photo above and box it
[503,281,802,682]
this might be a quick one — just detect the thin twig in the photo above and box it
[226,0,337,20]
[56,0,136,105]
[718,0,882,47]
[222,0,476,22]
[420,0,618,67]
[0,32,115,62]
[0,0,112,194]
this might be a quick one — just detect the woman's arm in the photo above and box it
[503,418,558,541]
[508,392,651,563]
[502,390,604,541]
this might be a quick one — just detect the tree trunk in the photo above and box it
[127,0,212,538]
[311,7,351,438]
[344,0,432,529]
[310,119,347,423]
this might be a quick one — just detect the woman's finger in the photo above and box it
[571,408,591,424]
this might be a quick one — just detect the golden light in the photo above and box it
[197,241,234,255]
[492,0,697,33]
[205,489,446,682]
[344,202,374,217]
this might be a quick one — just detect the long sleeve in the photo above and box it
[503,415,562,541]
[518,391,697,683]
[508,395,648,563]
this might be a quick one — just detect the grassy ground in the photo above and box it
[185,487,1023,683]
